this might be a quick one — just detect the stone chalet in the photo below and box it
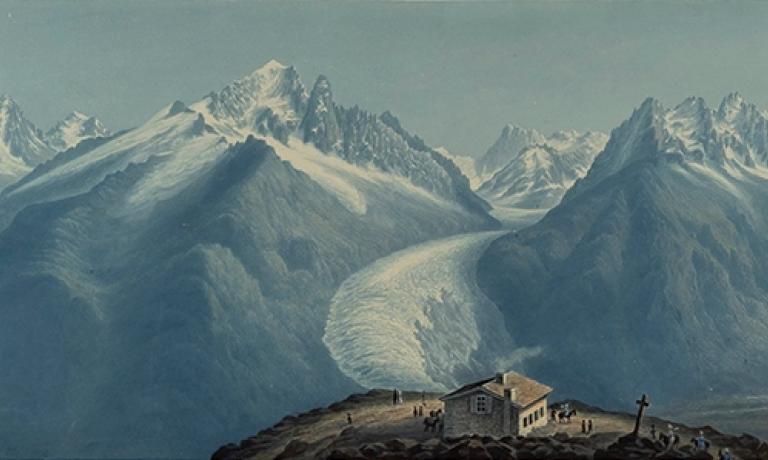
[439,372,553,437]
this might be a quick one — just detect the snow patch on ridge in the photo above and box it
[269,137,464,216]
[269,138,368,214]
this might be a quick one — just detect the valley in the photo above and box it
[1,58,768,457]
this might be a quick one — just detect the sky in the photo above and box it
[1,0,768,155]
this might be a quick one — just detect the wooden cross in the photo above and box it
[632,394,650,435]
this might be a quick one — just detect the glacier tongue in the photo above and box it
[323,231,537,391]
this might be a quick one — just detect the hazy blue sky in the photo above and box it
[1,0,767,154]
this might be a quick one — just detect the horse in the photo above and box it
[423,416,440,433]
[557,408,577,423]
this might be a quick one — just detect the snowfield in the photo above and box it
[324,231,541,392]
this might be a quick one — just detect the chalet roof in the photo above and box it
[440,372,553,408]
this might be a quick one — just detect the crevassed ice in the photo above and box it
[323,231,520,391]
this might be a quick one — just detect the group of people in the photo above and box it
[580,418,595,434]
[648,423,732,459]
[550,402,578,424]
[422,408,444,433]
[395,388,442,434]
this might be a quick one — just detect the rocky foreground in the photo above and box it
[212,390,768,460]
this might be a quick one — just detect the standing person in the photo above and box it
[691,431,711,452]
[418,405,423,416]
[665,424,678,450]
[581,419,587,434]
[588,419,593,433]
[551,408,557,422]
[421,390,425,404]
[346,413,353,425]
[393,388,398,406]
[650,424,656,440]
[413,406,418,417]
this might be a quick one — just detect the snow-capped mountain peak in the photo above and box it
[475,124,546,177]
[565,94,768,203]
[300,75,339,151]
[195,59,308,142]
[0,94,15,109]
[717,91,746,121]
[259,58,288,71]
[473,123,608,222]
[0,96,54,178]
[5,60,493,223]
[45,111,111,151]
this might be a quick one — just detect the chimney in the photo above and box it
[503,388,512,434]
[495,372,504,384]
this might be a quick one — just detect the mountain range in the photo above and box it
[0,95,110,189]
[2,56,768,457]
[477,128,608,210]
[439,125,608,226]
[477,93,768,410]
[0,60,496,458]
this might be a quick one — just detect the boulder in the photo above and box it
[485,442,516,459]
[359,443,385,457]
[322,447,361,460]
[531,445,554,458]
[383,439,408,452]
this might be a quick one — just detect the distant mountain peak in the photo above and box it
[312,74,332,92]
[673,95,708,114]
[0,96,57,188]
[477,125,608,213]
[242,59,299,85]
[65,110,89,120]
[200,59,308,142]
[499,123,542,140]
[260,58,288,71]
[45,110,110,151]
[300,75,339,151]
[720,91,745,109]
[565,93,768,203]
[0,96,111,190]
[717,91,757,123]
[0,94,17,109]
[476,124,546,176]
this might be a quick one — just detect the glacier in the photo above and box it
[324,231,540,393]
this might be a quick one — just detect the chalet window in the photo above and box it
[540,407,544,417]
[529,414,533,425]
[534,410,539,421]
[472,394,489,414]
[523,417,528,427]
